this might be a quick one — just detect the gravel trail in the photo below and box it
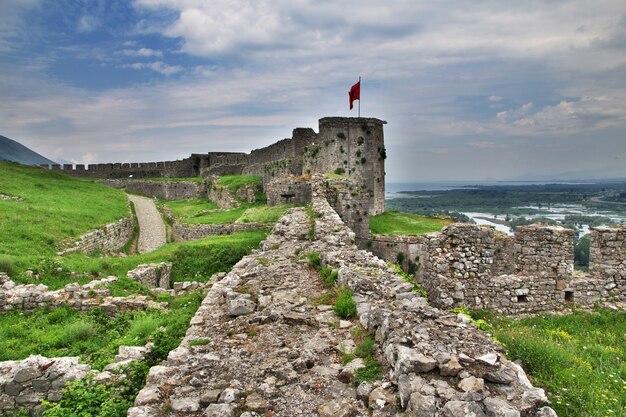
[128,194,166,254]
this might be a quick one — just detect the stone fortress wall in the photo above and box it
[42,117,386,236]
[369,223,626,314]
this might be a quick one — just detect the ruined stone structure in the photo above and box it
[41,117,386,235]
[368,223,626,314]
[0,273,167,319]
[126,175,554,417]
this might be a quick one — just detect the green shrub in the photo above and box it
[334,288,357,319]
[354,358,382,383]
[308,252,321,270]
[334,167,345,175]
[43,361,148,417]
[320,266,339,287]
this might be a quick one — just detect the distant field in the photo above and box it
[0,161,128,275]
[369,210,452,236]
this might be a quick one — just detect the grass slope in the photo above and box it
[369,210,453,236]
[217,175,261,193]
[479,309,626,417]
[35,230,268,290]
[163,199,294,225]
[0,162,128,275]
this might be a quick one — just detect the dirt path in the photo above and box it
[127,194,166,254]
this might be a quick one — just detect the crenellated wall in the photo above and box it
[40,117,386,231]
[99,179,207,200]
[368,223,626,314]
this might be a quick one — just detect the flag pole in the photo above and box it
[358,76,361,118]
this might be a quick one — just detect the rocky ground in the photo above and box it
[128,176,556,417]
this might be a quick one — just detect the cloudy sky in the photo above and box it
[1,0,625,182]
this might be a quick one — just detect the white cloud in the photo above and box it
[120,48,163,58]
[489,96,503,102]
[77,14,101,33]
[123,61,183,75]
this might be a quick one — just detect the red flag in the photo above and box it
[349,80,360,110]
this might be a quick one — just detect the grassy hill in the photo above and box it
[0,161,128,276]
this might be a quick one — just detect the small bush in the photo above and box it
[320,266,338,287]
[354,358,382,383]
[334,167,345,175]
[334,288,357,319]
[308,252,321,270]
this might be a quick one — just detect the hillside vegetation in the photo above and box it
[478,308,626,417]
[0,162,128,275]
[369,210,453,236]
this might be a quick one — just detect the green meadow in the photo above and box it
[369,210,453,236]
[478,308,626,417]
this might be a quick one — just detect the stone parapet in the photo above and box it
[172,222,270,242]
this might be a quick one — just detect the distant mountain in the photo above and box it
[0,135,57,165]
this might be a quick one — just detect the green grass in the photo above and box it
[0,291,203,369]
[164,199,293,225]
[369,210,453,236]
[30,230,268,289]
[477,308,626,417]
[334,287,357,319]
[0,162,128,276]
[162,199,219,219]
[239,204,293,223]
[217,175,261,193]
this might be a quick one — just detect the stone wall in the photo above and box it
[265,176,312,206]
[127,263,172,289]
[207,177,239,209]
[0,355,93,414]
[0,274,165,316]
[172,223,270,242]
[99,179,207,200]
[56,216,134,255]
[324,176,374,239]
[589,226,626,299]
[367,222,626,314]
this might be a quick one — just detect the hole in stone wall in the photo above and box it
[517,295,528,303]
[564,291,574,302]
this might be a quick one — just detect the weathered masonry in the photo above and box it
[42,116,387,239]
[369,223,626,314]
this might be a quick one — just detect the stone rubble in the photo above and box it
[0,274,166,315]
[128,174,555,417]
